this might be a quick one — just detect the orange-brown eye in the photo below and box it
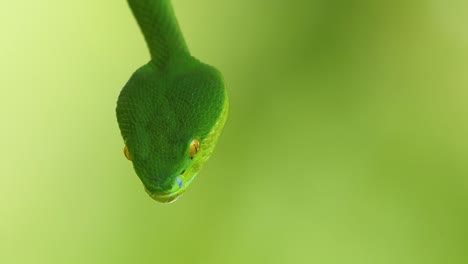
[189,139,200,158]
[124,145,132,161]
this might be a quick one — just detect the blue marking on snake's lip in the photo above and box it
[176,177,183,188]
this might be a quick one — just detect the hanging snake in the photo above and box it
[116,0,228,203]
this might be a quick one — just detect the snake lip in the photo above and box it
[145,171,198,203]
[145,188,185,203]
[144,174,190,203]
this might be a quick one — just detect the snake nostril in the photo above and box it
[181,169,186,175]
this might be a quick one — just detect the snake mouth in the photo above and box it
[146,189,184,203]
[145,173,197,203]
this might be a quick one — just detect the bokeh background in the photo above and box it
[1,0,467,263]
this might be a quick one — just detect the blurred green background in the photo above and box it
[1,0,468,263]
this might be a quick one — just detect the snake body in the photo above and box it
[116,0,228,203]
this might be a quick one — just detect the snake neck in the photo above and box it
[127,0,190,70]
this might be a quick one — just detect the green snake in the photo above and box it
[116,0,228,203]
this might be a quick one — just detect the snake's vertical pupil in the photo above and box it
[124,145,132,161]
[189,139,200,158]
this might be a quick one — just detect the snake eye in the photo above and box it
[189,139,200,158]
[124,145,132,161]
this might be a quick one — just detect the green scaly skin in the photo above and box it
[116,0,228,203]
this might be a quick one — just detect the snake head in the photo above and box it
[116,57,228,203]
